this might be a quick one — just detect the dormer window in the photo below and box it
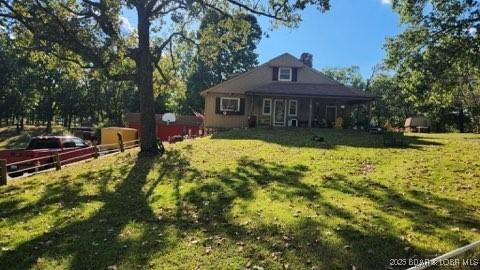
[278,68,292,81]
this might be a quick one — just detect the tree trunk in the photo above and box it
[15,115,20,134]
[136,7,160,155]
[46,119,52,134]
[458,107,465,133]
[68,114,72,129]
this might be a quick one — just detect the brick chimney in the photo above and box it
[300,53,313,68]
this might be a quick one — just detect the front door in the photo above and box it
[326,106,337,127]
[273,99,286,126]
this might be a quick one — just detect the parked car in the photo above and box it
[71,127,98,143]
[0,136,95,177]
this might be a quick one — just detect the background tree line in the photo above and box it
[0,0,329,154]
[0,8,263,134]
[0,0,478,138]
[322,0,479,132]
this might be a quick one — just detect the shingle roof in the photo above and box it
[267,53,305,67]
[246,82,376,99]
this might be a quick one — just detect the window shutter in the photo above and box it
[215,97,221,114]
[272,67,279,81]
[292,68,298,82]
[239,98,245,115]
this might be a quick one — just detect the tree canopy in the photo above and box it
[386,0,480,131]
[0,0,331,154]
[321,66,366,89]
[185,11,262,113]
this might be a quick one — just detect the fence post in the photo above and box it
[93,143,99,158]
[54,152,61,170]
[0,159,7,186]
[117,132,124,152]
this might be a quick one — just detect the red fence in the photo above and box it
[0,137,139,185]
[124,113,204,141]
[128,124,203,141]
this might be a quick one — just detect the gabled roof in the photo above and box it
[267,53,305,67]
[200,53,347,96]
[246,82,376,99]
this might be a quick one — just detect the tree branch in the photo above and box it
[226,0,289,22]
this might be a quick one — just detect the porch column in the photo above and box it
[308,98,313,128]
[250,95,254,114]
[367,101,372,125]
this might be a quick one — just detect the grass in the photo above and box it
[0,128,479,269]
[0,125,68,149]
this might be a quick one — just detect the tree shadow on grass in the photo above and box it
[0,153,168,269]
[319,174,480,265]
[211,128,443,150]
[1,148,477,269]
[321,174,480,234]
[166,155,428,269]
[178,157,315,224]
[168,155,476,269]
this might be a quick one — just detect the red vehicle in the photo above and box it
[0,136,96,177]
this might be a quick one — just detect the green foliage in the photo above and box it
[153,57,187,114]
[369,75,415,127]
[386,0,480,131]
[185,12,262,112]
[321,66,366,89]
[1,0,331,149]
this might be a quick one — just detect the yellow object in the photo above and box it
[334,117,343,129]
[100,127,138,149]
[384,121,393,131]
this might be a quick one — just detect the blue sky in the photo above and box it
[255,0,400,78]
[122,0,400,78]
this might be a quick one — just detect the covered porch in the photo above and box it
[245,83,376,128]
[247,95,373,128]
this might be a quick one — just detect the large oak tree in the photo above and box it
[386,0,480,131]
[0,0,330,154]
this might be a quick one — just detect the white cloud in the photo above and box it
[120,16,134,33]
[469,27,477,35]
[380,0,393,5]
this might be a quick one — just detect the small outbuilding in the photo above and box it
[404,116,431,132]
[101,127,138,149]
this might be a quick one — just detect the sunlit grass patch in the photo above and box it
[0,129,479,269]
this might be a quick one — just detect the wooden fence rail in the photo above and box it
[0,133,140,186]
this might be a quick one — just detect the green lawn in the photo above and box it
[0,129,479,269]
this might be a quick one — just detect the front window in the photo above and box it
[27,138,61,150]
[263,98,272,115]
[288,100,297,116]
[220,97,240,112]
[73,138,87,147]
[278,68,292,81]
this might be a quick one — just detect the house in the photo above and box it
[200,53,376,129]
